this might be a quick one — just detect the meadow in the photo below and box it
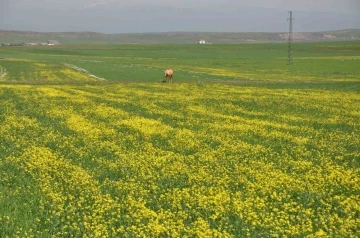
[0,41,359,237]
[1,41,360,83]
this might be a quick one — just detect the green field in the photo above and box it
[0,42,359,237]
[1,41,360,84]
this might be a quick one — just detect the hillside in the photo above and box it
[0,29,359,45]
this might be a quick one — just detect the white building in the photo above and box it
[198,40,206,44]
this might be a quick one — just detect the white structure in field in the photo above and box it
[198,40,206,44]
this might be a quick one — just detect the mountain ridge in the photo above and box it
[1,29,359,44]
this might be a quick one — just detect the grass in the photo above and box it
[0,41,359,237]
[1,41,360,84]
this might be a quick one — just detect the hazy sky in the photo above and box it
[1,0,359,33]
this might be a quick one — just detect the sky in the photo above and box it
[1,0,359,33]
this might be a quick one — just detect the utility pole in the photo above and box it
[287,11,294,65]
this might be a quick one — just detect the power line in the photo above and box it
[287,11,294,65]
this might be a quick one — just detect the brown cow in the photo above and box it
[164,69,174,83]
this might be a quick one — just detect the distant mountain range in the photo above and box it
[0,29,359,44]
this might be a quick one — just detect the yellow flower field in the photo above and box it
[0,83,359,237]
